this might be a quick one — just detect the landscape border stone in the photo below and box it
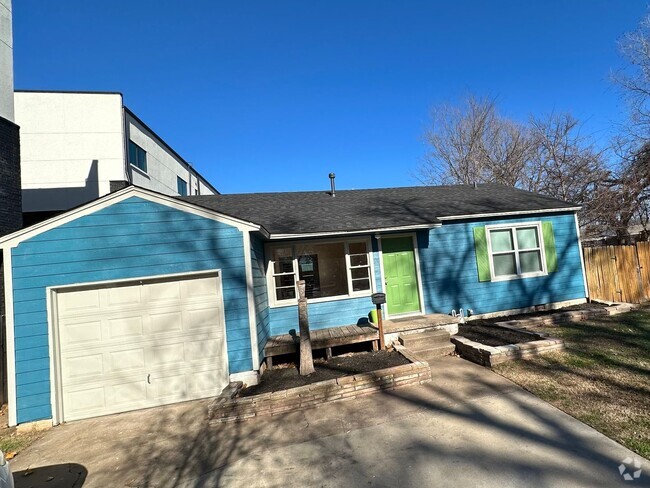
[208,346,431,424]
[451,304,636,367]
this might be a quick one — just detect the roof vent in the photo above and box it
[329,172,336,197]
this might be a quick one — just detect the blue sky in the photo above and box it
[12,1,647,193]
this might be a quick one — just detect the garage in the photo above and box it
[53,272,228,422]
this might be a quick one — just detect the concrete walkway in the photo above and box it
[11,356,649,488]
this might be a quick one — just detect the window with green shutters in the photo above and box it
[473,221,558,282]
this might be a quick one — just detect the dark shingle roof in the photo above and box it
[178,184,578,235]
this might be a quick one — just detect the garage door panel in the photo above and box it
[112,380,148,407]
[148,281,181,302]
[107,285,142,307]
[64,387,106,416]
[152,373,188,401]
[149,311,183,334]
[62,354,104,384]
[108,315,144,340]
[182,277,218,299]
[62,320,103,346]
[57,273,229,422]
[148,342,186,367]
[186,307,221,331]
[109,348,146,373]
[58,289,101,314]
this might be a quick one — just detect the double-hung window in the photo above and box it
[487,223,545,280]
[128,141,147,173]
[268,239,373,305]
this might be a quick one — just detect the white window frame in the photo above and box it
[266,237,374,307]
[485,222,547,282]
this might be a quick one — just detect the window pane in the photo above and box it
[128,141,137,165]
[272,248,294,274]
[350,254,368,267]
[490,229,514,252]
[295,242,347,298]
[274,275,295,288]
[177,177,188,196]
[351,267,369,280]
[276,286,296,301]
[493,253,517,276]
[348,242,367,254]
[516,227,539,250]
[352,278,370,292]
[520,250,543,273]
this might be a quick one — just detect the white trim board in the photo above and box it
[574,214,590,299]
[243,232,260,370]
[0,186,263,249]
[437,207,581,221]
[3,248,17,426]
[269,223,441,240]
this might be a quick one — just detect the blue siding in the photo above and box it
[417,213,586,315]
[268,296,374,337]
[250,234,270,364]
[11,197,253,424]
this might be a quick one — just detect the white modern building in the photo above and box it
[14,90,218,224]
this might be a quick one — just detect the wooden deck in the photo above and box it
[264,324,380,365]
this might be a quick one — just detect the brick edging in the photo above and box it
[208,348,431,424]
[450,304,628,367]
[451,335,565,367]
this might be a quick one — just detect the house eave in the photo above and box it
[436,207,582,222]
[0,186,263,249]
[267,223,442,240]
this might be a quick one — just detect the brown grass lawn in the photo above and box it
[494,305,650,459]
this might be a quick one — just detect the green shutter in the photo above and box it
[542,221,558,273]
[473,226,491,282]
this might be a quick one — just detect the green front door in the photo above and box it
[382,236,421,315]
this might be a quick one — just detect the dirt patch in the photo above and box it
[240,350,410,397]
[458,324,538,346]
[0,405,44,459]
[467,302,607,327]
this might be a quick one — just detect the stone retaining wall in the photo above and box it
[451,335,565,367]
[452,304,635,367]
[209,346,430,424]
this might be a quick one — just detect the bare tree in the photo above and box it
[419,97,610,237]
[614,12,650,141]
[419,96,532,186]
[526,113,610,232]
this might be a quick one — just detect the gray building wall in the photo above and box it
[0,0,14,122]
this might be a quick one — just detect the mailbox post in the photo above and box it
[371,293,386,349]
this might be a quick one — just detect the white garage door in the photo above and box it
[55,273,228,422]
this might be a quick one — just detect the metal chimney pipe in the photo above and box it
[329,172,336,197]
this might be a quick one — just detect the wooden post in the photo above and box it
[297,280,315,375]
[376,303,385,350]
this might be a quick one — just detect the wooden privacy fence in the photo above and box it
[583,242,650,304]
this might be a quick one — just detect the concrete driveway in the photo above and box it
[10,356,649,488]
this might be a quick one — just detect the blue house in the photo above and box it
[0,183,588,426]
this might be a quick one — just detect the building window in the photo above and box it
[268,239,373,305]
[177,176,188,196]
[128,141,147,173]
[488,223,545,279]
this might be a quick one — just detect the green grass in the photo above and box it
[494,306,650,459]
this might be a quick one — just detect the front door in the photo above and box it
[382,236,421,315]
